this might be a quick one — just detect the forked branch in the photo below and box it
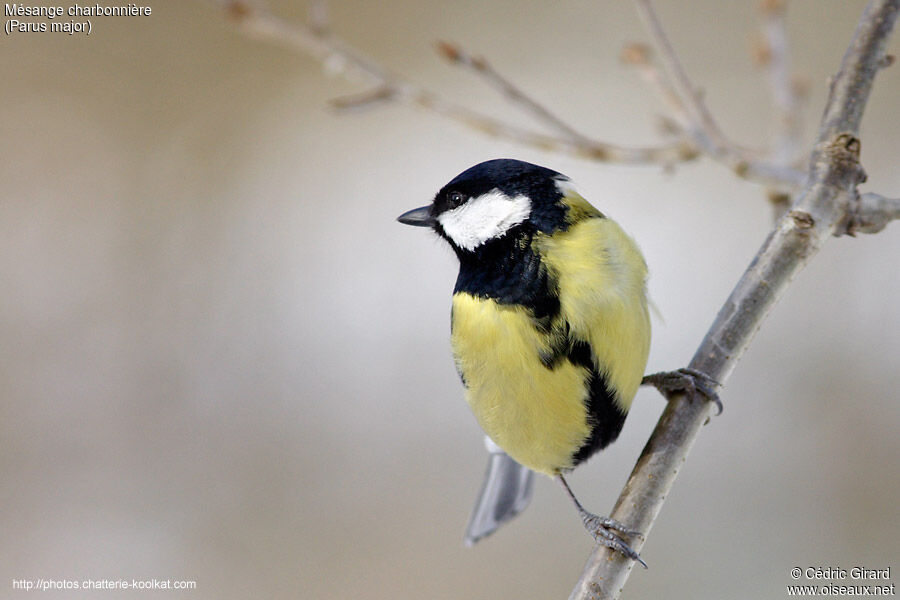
[631,0,807,188]
[569,1,899,598]
[201,0,820,185]
[202,0,698,165]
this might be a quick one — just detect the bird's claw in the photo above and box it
[581,513,647,569]
[642,367,723,415]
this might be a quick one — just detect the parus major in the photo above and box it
[398,159,707,565]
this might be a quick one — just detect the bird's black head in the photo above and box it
[397,159,571,254]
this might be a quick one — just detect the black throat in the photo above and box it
[453,229,559,322]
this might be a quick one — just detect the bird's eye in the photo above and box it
[447,191,466,208]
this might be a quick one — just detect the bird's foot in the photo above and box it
[580,511,647,569]
[642,367,723,415]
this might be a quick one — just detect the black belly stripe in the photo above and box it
[568,340,627,466]
[571,370,627,466]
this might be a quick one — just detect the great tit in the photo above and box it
[399,159,673,564]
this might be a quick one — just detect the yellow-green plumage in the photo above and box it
[450,193,650,476]
[535,214,651,410]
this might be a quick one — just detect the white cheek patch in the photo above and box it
[438,190,532,251]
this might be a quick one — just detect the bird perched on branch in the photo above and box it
[398,159,717,566]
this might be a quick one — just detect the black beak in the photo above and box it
[397,205,436,227]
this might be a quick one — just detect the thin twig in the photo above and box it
[633,0,807,188]
[755,0,807,219]
[205,0,812,186]
[202,0,698,165]
[756,0,805,166]
[633,0,728,144]
[620,43,690,127]
[328,86,396,111]
[570,1,899,598]
[435,41,593,145]
[841,192,900,234]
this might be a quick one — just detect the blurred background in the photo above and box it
[2,1,898,598]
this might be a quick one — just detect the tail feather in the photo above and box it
[464,437,534,546]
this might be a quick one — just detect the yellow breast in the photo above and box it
[451,293,592,475]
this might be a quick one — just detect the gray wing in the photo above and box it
[464,436,535,546]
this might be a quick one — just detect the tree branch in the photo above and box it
[202,0,818,184]
[202,0,698,165]
[434,41,594,146]
[754,0,808,218]
[841,192,900,234]
[632,0,807,189]
[570,1,899,598]
[755,0,805,168]
[620,43,690,129]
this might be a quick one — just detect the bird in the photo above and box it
[397,159,716,565]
